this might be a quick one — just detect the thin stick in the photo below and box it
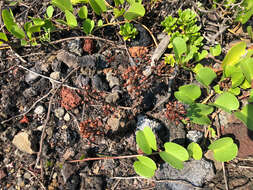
[1,89,53,124]
[35,66,80,169]
[222,162,229,190]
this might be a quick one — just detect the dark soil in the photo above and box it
[0,0,253,190]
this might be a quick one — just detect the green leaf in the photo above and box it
[240,58,253,84]
[71,0,89,5]
[0,32,8,45]
[114,0,125,6]
[89,0,107,15]
[78,6,88,19]
[213,84,223,94]
[210,44,221,57]
[82,19,95,35]
[212,92,239,113]
[195,50,208,61]
[228,87,241,96]
[51,0,73,12]
[65,10,77,27]
[234,104,253,130]
[30,17,45,25]
[208,137,238,162]
[187,142,202,160]
[172,37,187,60]
[159,142,189,170]
[187,103,214,125]
[124,3,145,20]
[136,126,157,155]
[97,19,103,27]
[46,6,54,18]
[193,63,203,73]
[222,41,246,68]
[2,9,25,39]
[240,79,251,89]
[196,67,216,87]
[224,65,244,88]
[113,8,125,18]
[249,90,253,103]
[174,84,201,104]
[133,156,157,178]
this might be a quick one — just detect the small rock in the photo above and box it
[46,127,53,138]
[25,66,40,83]
[23,88,37,98]
[23,172,31,180]
[107,116,120,131]
[91,74,109,91]
[68,39,82,56]
[57,50,79,68]
[106,72,120,88]
[186,130,203,143]
[34,105,45,115]
[50,71,61,81]
[136,115,161,131]
[64,113,71,121]
[54,108,65,119]
[61,163,76,183]
[75,75,90,88]
[105,92,119,104]
[63,148,75,161]
[155,159,215,189]
[66,174,80,190]
[12,132,35,154]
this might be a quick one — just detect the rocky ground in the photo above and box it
[0,0,253,189]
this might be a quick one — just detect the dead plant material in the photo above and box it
[60,87,81,110]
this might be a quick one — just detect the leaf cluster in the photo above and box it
[134,126,237,178]
[119,22,138,41]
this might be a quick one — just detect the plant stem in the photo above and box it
[68,152,161,163]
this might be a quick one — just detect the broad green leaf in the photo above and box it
[71,0,89,4]
[208,137,238,162]
[46,6,54,18]
[83,19,95,35]
[136,126,157,155]
[89,0,107,15]
[174,84,201,104]
[226,66,245,88]
[65,10,77,27]
[196,67,216,87]
[228,87,241,96]
[10,25,25,39]
[78,6,88,19]
[97,19,103,27]
[159,142,189,169]
[114,0,125,6]
[133,156,157,178]
[124,3,145,20]
[195,50,208,61]
[187,142,202,160]
[0,32,8,45]
[172,37,187,60]
[208,137,233,150]
[234,104,253,130]
[213,84,223,94]
[213,92,239,113]
[2,9,25,39]
[51,0,73,12]
[187,103,214,125]
[193,63,203,73]
[30,17,45,25]
[210,44,221,57]
[2,9,16,33]
[113,8,125,18]
[240,79,251,89]
[222,41,246,68]
[240,58,253,84]
[28,25,42,33]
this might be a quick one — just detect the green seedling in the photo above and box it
[119,22,138,41]
[133,126,237,178]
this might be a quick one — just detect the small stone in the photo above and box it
[23,172,31,180]
[12,132,35,154]
[25,67,40,83]
[50,71,60,81]
[64,113,70,121]
[46,127,53,138]
[34,105,45,115]
[54,108,65,119]
[56,50,79,68]
[105,92,119,104]
[107,116,120,131]
[68,39,82,56]
[23,88,37,98]
[186,130,203,143]
[62,148,75,161]
[106,72,120,88]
